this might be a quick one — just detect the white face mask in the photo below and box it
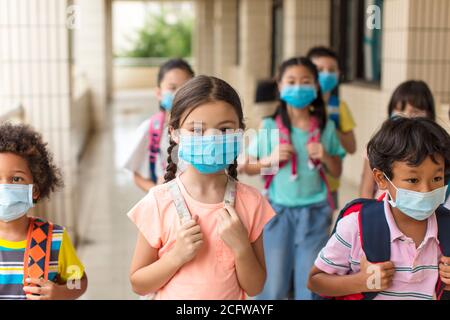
[0,184,34,222]
[384,173,447,221]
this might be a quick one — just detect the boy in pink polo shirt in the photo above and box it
[308,117,450,300]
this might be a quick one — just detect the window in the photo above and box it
[236,0,241,66]
[271,0,284,76]
[330,0,383,84]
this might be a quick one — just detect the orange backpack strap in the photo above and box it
[23,218,54,285]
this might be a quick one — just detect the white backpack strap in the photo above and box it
[224,177,237,207]
[166,179,192,224]
[168,177,237,225]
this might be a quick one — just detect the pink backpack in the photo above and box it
[148,111,166,183]
[263,115,335,210]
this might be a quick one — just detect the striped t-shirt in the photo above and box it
[315,196,441,300]
[0,220,84,300]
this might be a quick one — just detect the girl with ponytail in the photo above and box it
[127,75,275,300]
[242,57,347,300]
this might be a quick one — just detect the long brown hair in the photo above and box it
[164,75,246,182]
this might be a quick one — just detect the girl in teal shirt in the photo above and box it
[243,57,346,299]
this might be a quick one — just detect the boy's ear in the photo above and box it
[373,168,389,190]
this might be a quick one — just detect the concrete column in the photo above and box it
[283,0,331,59]
[238,0,272,129]
[212,0,238,81]
[73,0,109,130]
[193,0,215,75]
[0,0,77,237]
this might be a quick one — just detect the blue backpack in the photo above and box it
[320,194,450,300]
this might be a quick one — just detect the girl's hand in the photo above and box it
[307,142,325,161]
[169,217,203,267]
[24,278,62,300]
[358,255,395,292]
[262,144,295,167]
[439,256,450,290]
[217,205,250,256]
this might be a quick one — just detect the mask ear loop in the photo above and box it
[379,171,398,207]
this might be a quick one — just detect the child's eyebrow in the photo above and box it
[12,170,27,174]
[216,120,236,126]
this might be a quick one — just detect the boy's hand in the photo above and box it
[24,278,62,300]
[170,216,203,266]
[358,255,395,292]
[439,256,450,290]
[217,205,250,256]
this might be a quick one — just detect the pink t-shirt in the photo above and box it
[127,175,275,300]
[315,196,441,300]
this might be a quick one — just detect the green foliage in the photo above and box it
[119,10,193,58]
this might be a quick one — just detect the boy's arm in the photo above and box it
[308,256,395,297]
[308,265,366,297]
[24,274,88,300]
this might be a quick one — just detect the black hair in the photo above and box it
[0,123,63,201]
[387,80,436,120]
[307,46,341,98]
[367,117,450,183]
[157,58,195,87]
[269,56,327,132]
[307,46,339,62]
[164,76,245,182]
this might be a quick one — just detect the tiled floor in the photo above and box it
[75,89,359,299]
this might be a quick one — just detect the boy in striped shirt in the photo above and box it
[0,123,87,300]
[308,117,450,300]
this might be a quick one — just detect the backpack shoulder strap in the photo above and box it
[148,111,166,182]
[274,114,290,144]
[326,198,387,301]
[23,217,54,284]
[434,205,450,300]
[224,177,237,207]
[168,177,237,224]
[436,205,450,256]
[166,179,192,224]
[359,200,390,262]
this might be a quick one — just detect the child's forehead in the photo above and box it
[0,152,31,172]
[312,56,338,68]
[180,101,239,127]
[161,68,192,86]
[392,155,445,172]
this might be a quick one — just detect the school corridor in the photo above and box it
[0,0,450,300]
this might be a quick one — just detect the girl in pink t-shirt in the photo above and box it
[127,75,275,300]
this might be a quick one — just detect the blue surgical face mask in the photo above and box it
[160,91,175,111]
[319,72,338,93]
[280,85,317,109]
[0,184,34,222]
[384,173,447,221]
[178,133,243,174]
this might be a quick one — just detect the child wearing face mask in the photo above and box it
[127,76,275,300]
[0,123,87,300]
[308,117,450,300]
[242,57,346,300]
[360,80,437,199]
[123,58,195,193]
[307,46,356,209]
